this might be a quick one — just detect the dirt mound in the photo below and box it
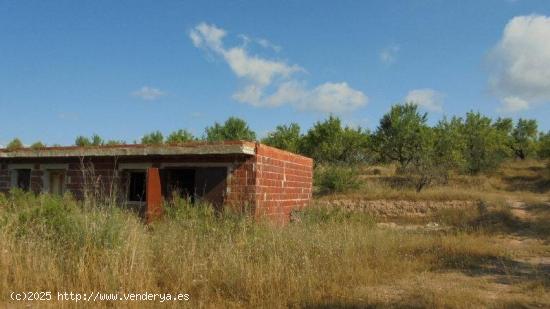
[317,199,478,217]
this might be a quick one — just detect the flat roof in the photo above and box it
[0,141,257,159]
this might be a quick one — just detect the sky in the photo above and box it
[1,0,550,146]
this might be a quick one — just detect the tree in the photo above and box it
[30,141,46,149]
[141,131,164,145]
[6,138,24,150]
[75,134,104,147]
[510,119,538,160]
[166,129,195,144]
[431,117,466,181]
[301,116,369,164]
[90,134,104,146]
[340,126,371,163]
[461,112,509,174]
[394,117,467,192]
[205,117,256,142]
[399,128,436,192]
[493,117,513,134]
[262,123,302,153]
[538,131,550,159]
[373,104,429,170]
[75,136,92,147]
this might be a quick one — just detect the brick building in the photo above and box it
[0,141,313,223]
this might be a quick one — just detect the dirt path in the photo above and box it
[504,199,550,269]
[374,198,550,306]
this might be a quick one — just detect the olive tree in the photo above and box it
[301,116,369,164]
[461,112,509,174]
[373,103,429,170]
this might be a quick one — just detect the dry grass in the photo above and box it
[320,160,550,204]
[1,193,548,308]
[0,160,548,307]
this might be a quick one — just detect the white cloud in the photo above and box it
[405,88,443,112]
[222,47,302,87]
[190,22,226,51]
[256,38,282,52]
[489,15,550,112]
[498,96,530,113]
[380,45,400,64]
[302,82,367,113]
[132,86,165,101]
[189,22,367,113]
[238,34,282,52]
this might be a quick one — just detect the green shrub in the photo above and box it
[1,192,128,250]
[314,165,360,194]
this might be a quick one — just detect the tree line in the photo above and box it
[4,104,550,179]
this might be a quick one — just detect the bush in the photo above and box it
[314,165,360,194]
[1,192,128,250]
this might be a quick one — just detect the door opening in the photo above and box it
[49,170,65,195]
[166,169,195,201]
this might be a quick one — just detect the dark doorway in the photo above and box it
[128,171,147,202]
[16,169,31,191]
[195,167,227,209]
[166,169,195,201]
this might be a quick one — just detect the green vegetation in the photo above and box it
[314,164,360,194]
[30,141,46,149]
[205,116,256,141]
[539,131,550,159]
[75,134,104,147]
[141,131,164,145]
[166,129,195,144]
[300,115,369,164]
[262,123,301,153]
[4,105,549,198]
[510,118,539,160]
[373,103,429,169]
[461,112,510,174]
[6,138,23,150]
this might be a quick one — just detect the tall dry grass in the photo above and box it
[1,160,548,307]
[1,191,544,308]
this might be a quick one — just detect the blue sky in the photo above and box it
[1,0,550,146]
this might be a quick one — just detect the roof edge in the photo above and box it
[0,141,257,159]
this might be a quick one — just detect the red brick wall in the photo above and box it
[225,159,256,209]
[224,143,313,223]
[253,144,313,223]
